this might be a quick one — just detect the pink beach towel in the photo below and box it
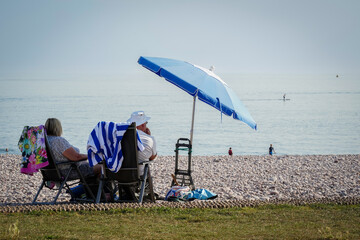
[18,125,49,175]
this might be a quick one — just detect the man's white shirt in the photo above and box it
[137,130,157,175]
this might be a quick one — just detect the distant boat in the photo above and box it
[336,75,339,78]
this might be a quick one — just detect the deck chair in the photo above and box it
[88,122,155,204]
[31,134,96,205]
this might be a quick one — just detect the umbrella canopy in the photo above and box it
[138,56,257,143]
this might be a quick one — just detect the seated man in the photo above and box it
[127,111,157,175]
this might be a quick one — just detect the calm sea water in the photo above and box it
[1,73,359,156]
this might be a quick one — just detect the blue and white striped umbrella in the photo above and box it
[138,56,257,144]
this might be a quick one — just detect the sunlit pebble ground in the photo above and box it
[1,154,359,205]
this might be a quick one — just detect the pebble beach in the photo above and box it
[1,154,359,206]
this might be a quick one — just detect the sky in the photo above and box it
[1,0,360,79]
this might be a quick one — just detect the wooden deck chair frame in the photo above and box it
[32,134,96,205]
[95,122,155,204]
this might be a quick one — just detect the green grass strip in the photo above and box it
[1,204,359,239]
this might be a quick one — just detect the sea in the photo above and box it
[1,73,359,156]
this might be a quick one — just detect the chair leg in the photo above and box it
[51,167,72,204]
[32,180,45,204]
[75,165,96,201]
[52,180,67,204]
[138,164,149,204]
[147,169,156,202]
[96,179,105,203]
[96,163,107,203]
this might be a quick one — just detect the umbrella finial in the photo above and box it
[209,66,215,72]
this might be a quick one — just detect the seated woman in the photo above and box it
[45,118,100,179]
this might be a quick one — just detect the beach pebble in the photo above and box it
[0,154,359,205]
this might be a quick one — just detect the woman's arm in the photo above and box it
[62,147,88,161]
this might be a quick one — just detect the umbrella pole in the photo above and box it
[190,94,197,145]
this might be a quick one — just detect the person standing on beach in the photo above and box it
[228,147,233,156]
[127,111,157,176]
[269,144,276,155]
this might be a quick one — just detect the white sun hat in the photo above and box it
[127,111,151,126]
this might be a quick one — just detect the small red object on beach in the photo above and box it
[228,147,233,156]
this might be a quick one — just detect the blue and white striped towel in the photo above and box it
[87,121,144,173]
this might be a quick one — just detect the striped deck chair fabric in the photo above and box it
[87,121,144,173]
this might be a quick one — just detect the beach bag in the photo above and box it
[186,188,217,200]
[165,186,192,201]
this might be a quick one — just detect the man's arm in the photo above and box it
[146,128,157,161]
[149,153,157,161]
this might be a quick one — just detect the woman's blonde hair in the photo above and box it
[45,118,63,136]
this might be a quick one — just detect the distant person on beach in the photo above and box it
[269,144,276,155]
[283,94,286,100]
[127,111,157,176]
[228,147,233,156]
[45,118,101,179]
